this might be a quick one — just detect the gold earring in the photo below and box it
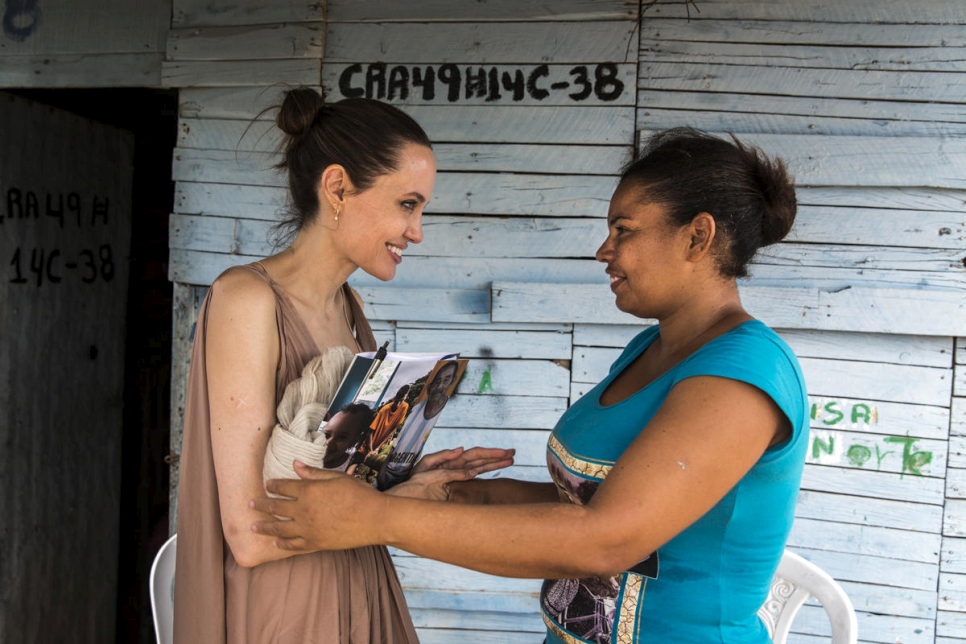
[331,202,340,221]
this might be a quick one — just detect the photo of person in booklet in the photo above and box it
[318,350,468,489]
[321,403,375,473]
[375,359,466,490]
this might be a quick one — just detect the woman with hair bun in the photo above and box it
[251,128,810,644]
[173,87,514,643]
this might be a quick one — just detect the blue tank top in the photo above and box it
[542,320,808,644]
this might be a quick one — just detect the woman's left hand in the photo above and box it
[411,446,516,477]
[388,446,515,501]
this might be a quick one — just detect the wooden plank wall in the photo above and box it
[0,0,170,87]
[164,1,966,642]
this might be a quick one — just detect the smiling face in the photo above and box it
[595,183,693,320]
[336,143,436,281]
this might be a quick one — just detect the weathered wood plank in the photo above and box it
[575,325,954,369]
[940,572,966,612]
[796,490,942,534]
[794,546,937,593]
[943,500,966,539]
[944,468,966,501]
[451,361,569,398]
[789,517,940,564]
[640,19,966,48]
[395,321,571,332]
[956,363,966,398]
[938,609,966,639]
[801,465,945,505]
[174,173,617,217]
[354,285,490,323]
[171,148,282,186]
[800,357,952,407]
[638,88,966,126]
[179,86,291,120]
[403,589,539,618]
[796,187,966,213]
[941,536,966,574]
[575,344,951,407]
[325,21,638,63]
[176,105,636,144]
[828,608,936,644]
[353,257,605,289]
[416,629,542,644]
[637,106,966,139]
[953,398,966,439]
[177,87,634,143]
[640,0,966,24]
[641,39,966,73]
[174,182,286,219]
[798,605,933,644]
[641,130,966,190]
[172,0,323,27]
[433,143,629,175]
[0,0,169,55]
[177,121,630,173]
[440,395,567,430]
[409,608,541,633]
[787,206,966,251]
[323,63,637,106]
[767,243,964,274]
[417,216,601,258]
[405,105,636,145]
[424,428,550,467]
[492,282,966,336]
[166,24,323,61]
[328,0,637,22]
[162,59,320,88]
[0,53,163,88]
[744,264,966,291]
[168,248,603,290]
[177,118,281,152]
[395,328,571,360]
[840,580,936,619]
[639,61,966,105]
[957,338,966,365]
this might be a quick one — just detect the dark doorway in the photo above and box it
[9,87,178,643]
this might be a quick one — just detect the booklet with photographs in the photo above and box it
[317,343,469,490]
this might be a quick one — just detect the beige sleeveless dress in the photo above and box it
[173,263,419,644]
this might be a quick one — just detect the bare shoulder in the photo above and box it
[206,266,277,336]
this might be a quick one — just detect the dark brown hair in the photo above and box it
[618,128,796,278]
[272,87,432,243]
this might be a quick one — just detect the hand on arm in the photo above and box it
[251,376,786,578]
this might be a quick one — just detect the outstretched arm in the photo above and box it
[252,376,786,578]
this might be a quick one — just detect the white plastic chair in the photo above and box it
[758,549,858,644]
[149,534,177,644]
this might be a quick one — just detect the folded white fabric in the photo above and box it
[263,345,355,491]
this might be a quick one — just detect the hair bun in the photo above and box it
[276,87,326,137]
[754,154,797,246]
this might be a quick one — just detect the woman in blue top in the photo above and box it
[251,128,809,643]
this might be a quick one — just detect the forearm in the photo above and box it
[377,496,627,579]
[448,478,559,505]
